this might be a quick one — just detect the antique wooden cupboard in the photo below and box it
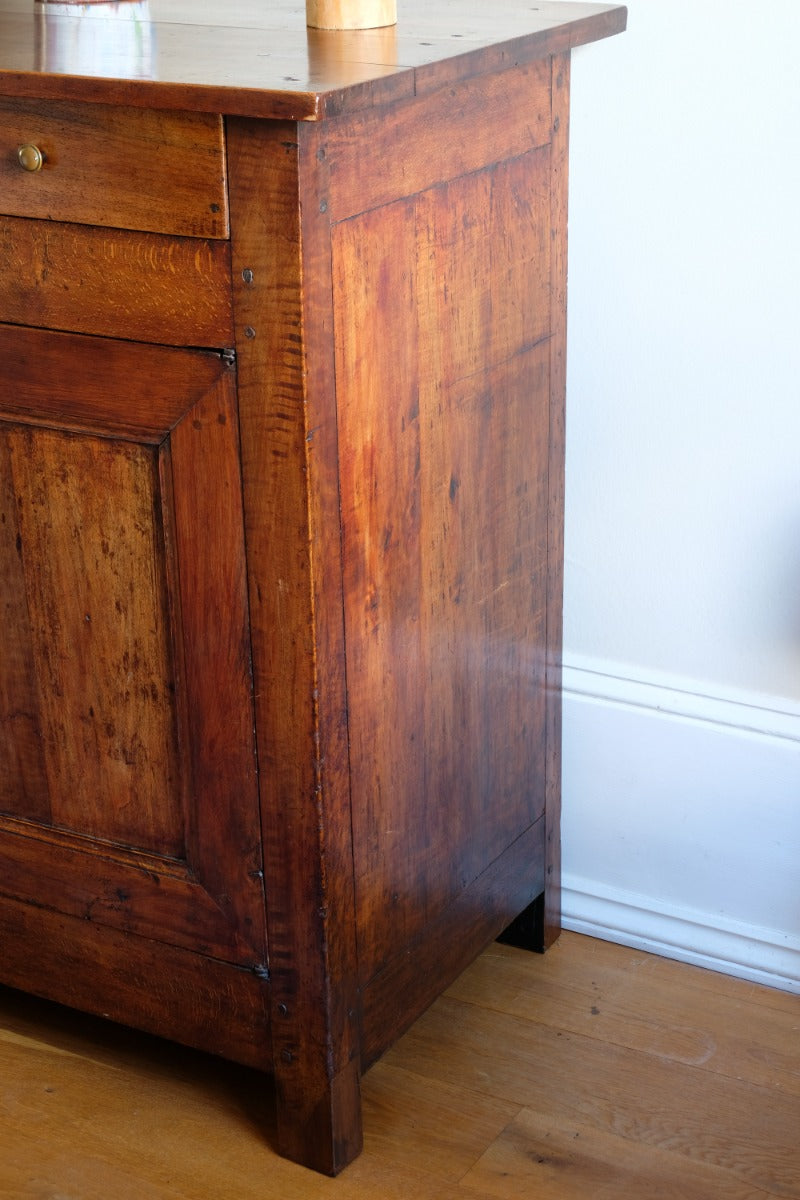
[0,0,625,1175]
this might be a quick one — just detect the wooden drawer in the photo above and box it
[0,214,234,347]
[0,97,229,238]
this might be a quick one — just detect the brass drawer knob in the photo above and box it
[17,143,44,173]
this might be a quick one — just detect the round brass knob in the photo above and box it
[17,143,44,173]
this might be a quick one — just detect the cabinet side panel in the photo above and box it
[323,59,551,221]
[361,815,546,1065]
[334,148,553,986]
[332,197,425,965]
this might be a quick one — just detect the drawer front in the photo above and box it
[0,96,229,238]
[0,214,234,347]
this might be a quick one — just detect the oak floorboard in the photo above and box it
[391,996,799,1196]
[360,1062,520,1180]
[447,939,800,1095]
[0,994,488,1200]
[1,932,797,1198]
[462,1108,772,1200]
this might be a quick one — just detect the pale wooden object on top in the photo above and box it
[306,0,396,29]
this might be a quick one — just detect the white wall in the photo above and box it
[562,0,800,990]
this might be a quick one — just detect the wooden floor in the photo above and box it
[1,931,797,1199]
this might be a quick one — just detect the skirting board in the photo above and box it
[560,655,800,994]
[562,875,800,995]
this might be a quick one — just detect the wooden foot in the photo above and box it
[275,1057,363,1176]
[496,894,546,953]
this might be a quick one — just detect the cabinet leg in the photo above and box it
[496,893,547,953]
[274,1055,363,1176]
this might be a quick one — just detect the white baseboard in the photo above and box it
[562,875,800,995]
[560,655,800,993]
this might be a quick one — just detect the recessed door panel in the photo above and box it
[0,323,266,966]
[2,426,183,855]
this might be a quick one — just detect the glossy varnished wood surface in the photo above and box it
[0,892,273,1070]
[0,97,228,235]
[300,48,566,1083]
[1,933,797,1199]
[0,0,629,1175]
[0,217,233,346]
[0,0,626,117]
[333,118,552,985]
[0,327,268,966]
[226,117,363,1172]
[0,425,182,851]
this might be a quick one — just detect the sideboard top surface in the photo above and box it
[0,0,626,118]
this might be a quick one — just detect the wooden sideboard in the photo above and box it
[0,0,626,1175]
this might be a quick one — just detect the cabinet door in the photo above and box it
[0,324,266,969]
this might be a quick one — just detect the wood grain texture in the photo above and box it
[0,323,225,441]
[306,0,396,30]
[227,116,361,1174]
[295,120,365,1172]
[321,59,550,220]
[0,334,267,964]
[0,933,796,1198]
[0,96,228,237]
[0,818,263,962]
[0,216,234,346]
[334,149,553,987]
[447,936,800,1098]
[0,0,627,121]
[166,365,266,959]
[0,2,632,1176]
[360,817,546,1066]
[3,424,183,854]
[0,894,272,1070]
[0,434,49,822]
